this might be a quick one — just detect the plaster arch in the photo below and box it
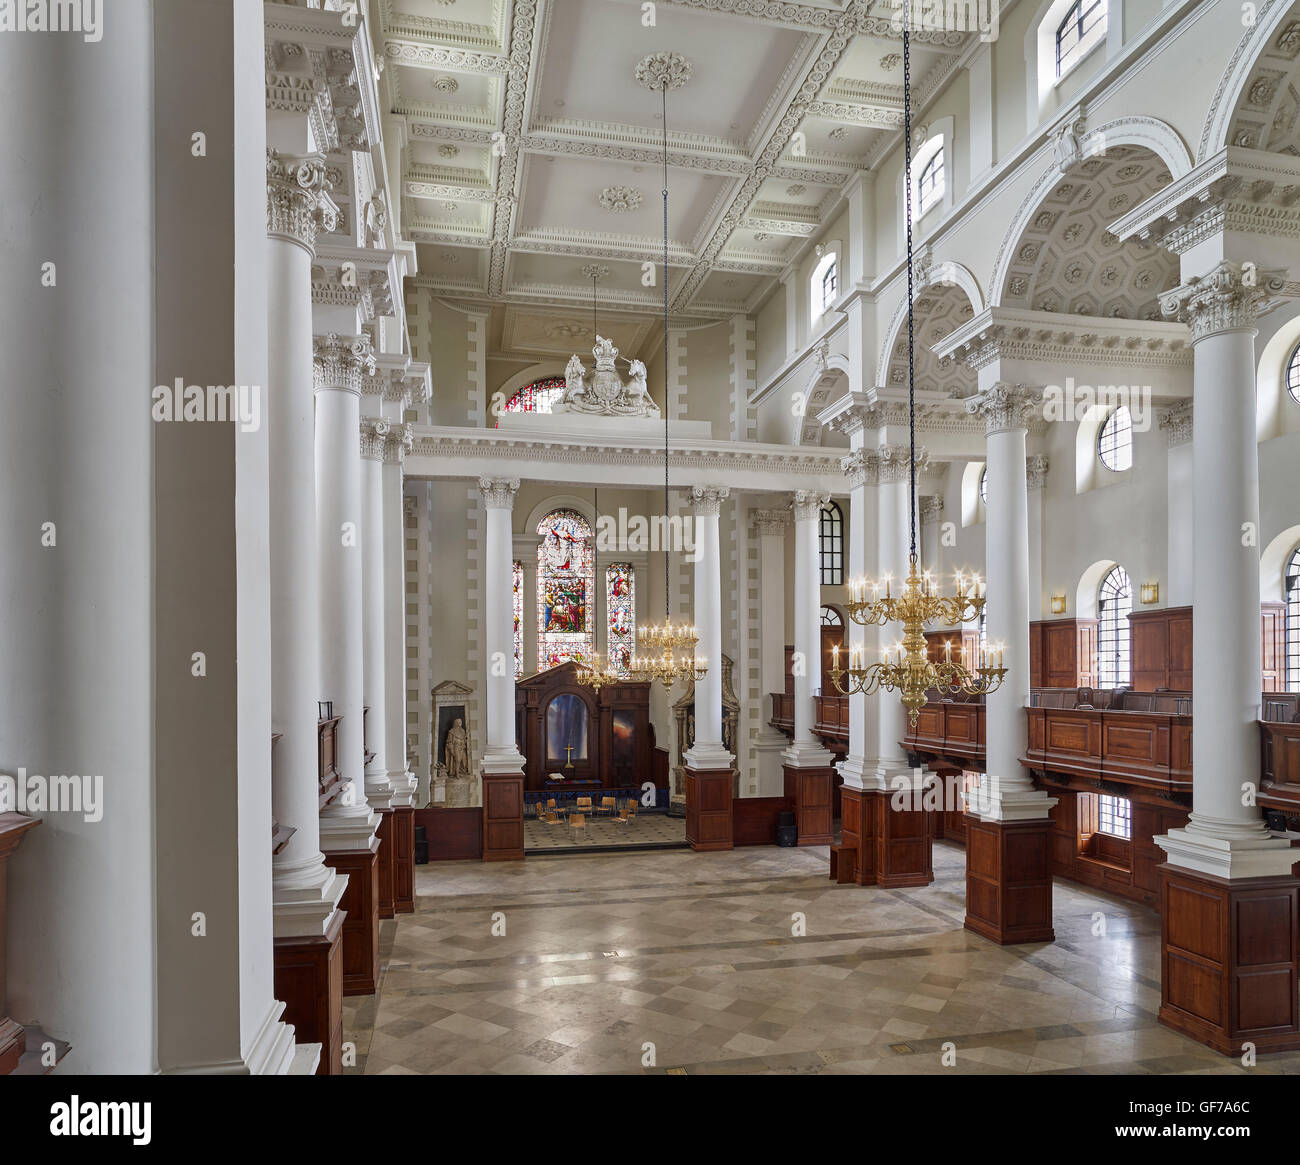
[874,258,984,394]
[1076,557,1120,620]
[1261,525,1300,604]
[523,494,596,537]
[794,359,852,447]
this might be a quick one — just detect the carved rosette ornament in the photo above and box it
[751,508,790,537]
[1025,454,1050,491]
[360,417,391,461]
[964,383,1043,436]
[1159,260,1284,342]
[635,51,692,91]
[841,448,879,488]
[1159,400,1193,448]
[313,333,377,395]
[689,485,730,516]
[790,489,831,523]
[876,443,929,483]
[383,422,414,465]
[477,477,519,510]
[266,149,336,255]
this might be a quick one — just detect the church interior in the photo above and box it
[6,0,1300,1114]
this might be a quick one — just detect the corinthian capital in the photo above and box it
[313,333,377,394]
[360,417,391,461]
[1025,454,1050,491]
[751,508,790,537]
[266,149,337,255]
[790,489,831,522]
[384,422,414,465]
[689,485,730,515]
[478,477,519,510]
[1159,260,1284,341]
[841,448,878,488]
[1159,399,1193,447]
[876,443,929,483]
[920,495,944,524]
[964,383,1042,436]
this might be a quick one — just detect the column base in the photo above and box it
[274,909,345,1075]
[1158,863,1300,1056]
[392,804,415,913]
[322,841,380,996]
[481,769,524,861]
[375,807,395,920]
[834,788,933,887]
[685,766,733,851]
[964,815,1055,945]
[783,762,834,846]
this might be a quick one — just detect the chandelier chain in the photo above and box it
[662,81,670,620]
[903,0,918,564]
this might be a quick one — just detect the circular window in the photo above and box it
[1286,343,1300,405]
[978,465,988,505]
[1098,405,1133,472]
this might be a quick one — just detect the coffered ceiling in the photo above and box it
[379,0,996,360]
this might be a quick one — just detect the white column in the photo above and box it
[685,486,734,770]
[1026,455,1049,620]
[316,334,379,848]
[965,386,1055,820]
[1161,401,1194,607]
[382,390,419,805]
[784,490,834,767]
[1157,266,1294,878]
[359,411,392,807]
[479,478,526,773]
[920,495,944,583]
[839,453,881,789]
[752,509,790,794]
[874,446,917,781]
[266,154,345,937]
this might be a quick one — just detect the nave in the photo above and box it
[344,843,1300,1077]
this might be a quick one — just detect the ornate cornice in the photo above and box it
[477,476,520,510]
[876,444,929,483]
[965,384,1043,436]
[841,448,879,488]
[752,508,790,536]
[266,150,337,255]
[313,333,376,395]
[360,416,391,461]
[791,489,831,522]
[1159,259,1285,341]
[689,484,730,515]
[1159,399,1194,447]
[1025,454,1050,491]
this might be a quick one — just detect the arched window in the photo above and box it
[1286,343,1300,406]
[512,561,524,678]
[606,563,635,678]
[1098,405,1133,472]
[820,606,842,626]
[811,251,838,319]
[978,465,988,506]
[1055,0,1106,80]
[917,147,945,218]
[820,501,844,584]
[536,509,593,670]
[1287,547,1300,693]
[497,376,566,425]
[1097,565,1132,687]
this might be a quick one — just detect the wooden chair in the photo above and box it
[624,799,639,820]
[545,797,563,818]
[597,796,616,818]
[568,812,586,841]
[575,796,593,815]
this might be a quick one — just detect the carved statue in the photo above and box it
[555,337,661,418]
[562,353,585,405]
[364,190,388,247]
[444,717,470,782]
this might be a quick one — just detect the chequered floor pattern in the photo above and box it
[342,841,1300,1075]
[523,810,686,851]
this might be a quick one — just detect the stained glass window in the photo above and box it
[512,560,524,679]
[606,563,635,678]
[497,377,566,426]
[537,509,593,670]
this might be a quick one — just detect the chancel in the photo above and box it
[6,0,1300,1103]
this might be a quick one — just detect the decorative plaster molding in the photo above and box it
[752,508,790,535]
[689,485,731,514]
[1159,399,1193,447]
[477,477,520,509]
[964,384,1042,436]
[1025,454,1050,491]
[919,494,944,523]
[791,489,831,521]
[1160,259,1287,341]
[266,150,337,255]
[360,416,391,461]
[313,333,377,394]
[841,448,879,488]
[876,443,929,483]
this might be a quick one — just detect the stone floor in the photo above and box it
[342,841,1300,1075]
[523,809,686,851]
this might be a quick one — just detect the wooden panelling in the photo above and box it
[831,789,933,887]
[322,845,380,997]
[784,764,834,846]
[1159,865,1300,1055]
[481,773,524,861]
[964,816,1055,945]
[733,796,792,847]
[392,805,415,913]
[0,814,40,1075]
[685,767,734,851]
[1030,619,1098,688]
[413,807,483,861]
[1260,719,1300,814]
[375,807,394,920]
[274,909,344,1074]
[1129,606,1193,691]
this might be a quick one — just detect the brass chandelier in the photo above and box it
[828,3,1005,724]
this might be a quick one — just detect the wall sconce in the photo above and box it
[1050,594,1066,615]
[1140,582,1159,605]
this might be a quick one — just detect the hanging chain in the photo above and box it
[662,81,671,621]
[903,0,918,566]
